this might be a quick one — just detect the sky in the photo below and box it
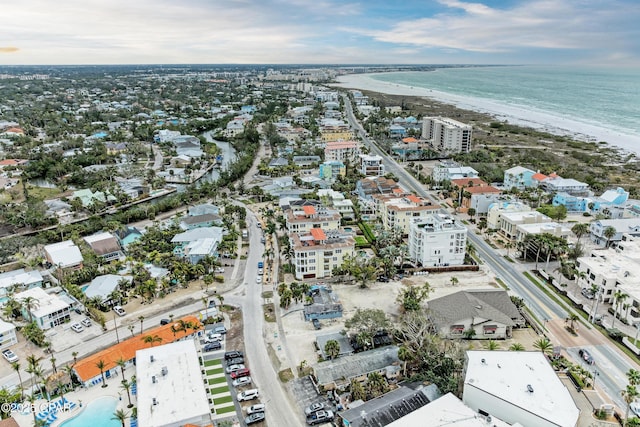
[1,0,639,66]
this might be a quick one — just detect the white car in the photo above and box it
[2,349,18,363]
[232,376,252,387]
[71,323,84,333]
[113,306,126,316]
[225,364,246,374]
[81,318,92,327]
[246,403,265,414]
[256,276,262,284]
[205,333,223,343]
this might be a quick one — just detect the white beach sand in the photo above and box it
[333,73,640,156]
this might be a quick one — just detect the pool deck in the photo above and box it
[12,368,136,427]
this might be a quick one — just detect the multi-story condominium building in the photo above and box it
[495,211,569,242]
[360,154,385,176]
[408,214,467,267]
[487,202,532,230]
[432,161,479,184]
[291,228,355,280]
[589,218,640,247]
[15,287,71,330]
[324,140,360,163]
[319,161,346,181]
[375,194,440,236]
[540,175,589,195]
[503,166,536,190]
[285,205,342,233]
[321,127,354,143]
[422,117,472,153]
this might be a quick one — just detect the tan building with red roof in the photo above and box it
[285,205,342,233]
[374,194,440,235]
[0,158,29,168]
[290,229,355,280]
[324,140,360,163]
[451,178,502,212]
[73,315,201,386]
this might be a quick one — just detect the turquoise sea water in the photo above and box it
[371,66,640,141]
[60,396,119,427]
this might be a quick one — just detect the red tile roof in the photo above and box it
[73,315,201,382]
[303,205,316,215]
[402,137,418,143]
[406,194,422,204]
[310,228,327,241]
[451,178,488,188]
[532,173,548,181]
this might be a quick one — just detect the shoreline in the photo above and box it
[332,73,640,156]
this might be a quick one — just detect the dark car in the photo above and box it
[245,412,265,425]
[160,318,171,325]
[579,348,595,364]
[378,275,389,282]
[230,368,250,380]
[225,350,243,360]
[227,357,244,366]
[204,342,222,352]
[312,319,321,330]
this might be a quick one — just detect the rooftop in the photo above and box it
[314,346,400,386]
[44,240,83,268]
[0,268,43,290]
[15,287,69,318]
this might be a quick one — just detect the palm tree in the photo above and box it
[366,371,388,398]
[96,359,108,387]
[121,379,133,408]
[72,352,78,366]
[565,313,579,333]
[603,226,617,248]
[127,325,135,338]
[26,354,42,396]
[350,379,366,401]
[141,334,162,347]
[115,358,127,378]
[20,296,39,322]
[450,276,459,286]
[628,369,640,388]
[622,384,640,425]
[613,290,625,328]
[397,345,413,377]
[11,362,24,401]
[571,223,589,244]
[324,340,340,360]
[509,343,525,351]
[484,340,500,351]
[138,316,145,335]
[533,337,553,355]
[111,409,129,427]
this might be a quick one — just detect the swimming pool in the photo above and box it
[60,396,119,427]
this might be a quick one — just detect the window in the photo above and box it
[483,326,497,335]
[450,325,464,335]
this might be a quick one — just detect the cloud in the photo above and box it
[0,47,19,53]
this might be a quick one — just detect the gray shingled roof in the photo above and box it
[426,289,521,328]
[314,347,399,386]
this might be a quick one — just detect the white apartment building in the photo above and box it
[422,117,472,154]
[589,218,640,247]
[324,140,360,163]
[291,228,355,280]
[576,234,640,323]
[494,211,557,241]
[136,340,211,427]
[486,202,532,229]
[15,287,71,330]
[374,194,440,236]
[359,154,385,176]
[408,214,467,267]
[432,161,479,184]
[317,189,355,219]
[285,205,342,233]
[463,351,579,427]
[0,319,18,350]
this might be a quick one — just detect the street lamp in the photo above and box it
[592,369,599,388]
[113,313,120,343]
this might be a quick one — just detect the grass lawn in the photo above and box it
[216,405,237,414]
[213,396,233,405]
[204,359,222,367]
[209,385,229,395]
[354,236,368,245]
[206,367,224,375]
[208,376,228,385]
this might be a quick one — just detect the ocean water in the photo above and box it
[371,66,640,145]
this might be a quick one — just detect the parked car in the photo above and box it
[160,318,170,325]
[113,306,126,316]
[208,300,217,308]
[204,342,222,352]
[579,348,595,364]
[378,275,389,282]
[232,376,252,387]
[205,333,223,343]
[246,403,265,414]
[307,410,334,425]
[237,388,259,402]
[2,349,18,363]
[581,288,595,299]
[312,319,321,330]
[230,368,250,379]
[215,267,225,273]
[225,350,243,360]
[226,364,246,374]
[304,402,325,415]
[245,412,265,425]
[81,318,92,327]
[256,276,262,284]
[71,323,84,333]
[227,357,244,366]
[214,325,227,335]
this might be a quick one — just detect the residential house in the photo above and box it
[73,316,202,387]
[15,287,70,330]
[179,214,221,230]
[432,161,479,184]
[313,346,400,391]
[427,290,524,339]
[360,154,385,176]
[44,240,84,270]
[356,176,403,201]
[83,232,124,262]
[188,203,220,217]
[422,117,472,153]
[171,227,224,265]
[0,269,44,297]
[115,227,143,248]
[589,218,640,247]
[339,385,441,427]
[268,157,289,169]
[290,228,355,280]
[408,214,467,267]
[463,351,579,427]
[503,166,536,190]
[317,189,355,219]
[451,178,501,212]
[0,319,18,350]
[540,175,589,196]
[84,274,132,305]
[293,155,321,168]
[389,124,407,138]
[72,188,116,207]
[303,285,342,321]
